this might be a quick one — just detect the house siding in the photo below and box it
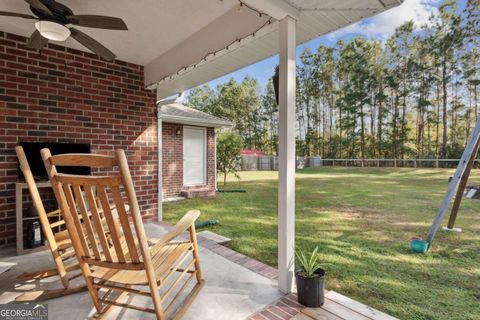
[162,123,216,198]
[0,32,158,247]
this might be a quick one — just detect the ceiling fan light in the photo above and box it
[35,21,70,41]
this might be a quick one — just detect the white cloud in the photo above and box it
[328,0,440,40]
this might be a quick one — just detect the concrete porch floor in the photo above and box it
[0,222,283,320]
[0,222,399,320]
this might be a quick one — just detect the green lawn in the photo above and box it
[163,168,480,320]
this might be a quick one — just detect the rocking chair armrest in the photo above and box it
[150,210,200,251]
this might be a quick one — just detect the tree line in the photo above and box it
[187,1,479,159]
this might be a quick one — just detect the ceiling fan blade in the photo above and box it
[70,28,116,61]
[67,15,128,30]
[24,0,52,16]
[0,11,37,19]
[27,30,48,50]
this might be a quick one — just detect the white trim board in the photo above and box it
[159,115,232,128]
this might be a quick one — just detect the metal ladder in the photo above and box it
[426,118,480,245]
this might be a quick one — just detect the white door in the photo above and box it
[183,126,206,186]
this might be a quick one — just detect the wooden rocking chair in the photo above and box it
[14,146,87,301]
[41,148,204,319]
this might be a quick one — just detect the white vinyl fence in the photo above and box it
[240,155,322,171]
[240,156,479,171]
[321,158,480,168]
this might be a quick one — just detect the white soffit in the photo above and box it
[150,0,402,99]
[0,0,238,65]
[145,5,273,88]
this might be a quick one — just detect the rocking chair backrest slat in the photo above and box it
[110,185,140,262]
[83,184,113,261]
[97,184,126,263]
[60,181,92,257]
[71,184,101,259]
[44,150,146,269]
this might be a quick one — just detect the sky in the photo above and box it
[187,0,458,95]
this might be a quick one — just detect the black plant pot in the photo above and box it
[295,268,325,308]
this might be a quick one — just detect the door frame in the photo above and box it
[183,126,207,186]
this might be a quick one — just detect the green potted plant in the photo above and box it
[295,246,325,307]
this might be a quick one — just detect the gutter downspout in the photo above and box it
[157,106,163,221]
[214,129,218,191]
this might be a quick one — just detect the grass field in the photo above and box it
[163,168,480,320]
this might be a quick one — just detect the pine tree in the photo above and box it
[186,0,478,161]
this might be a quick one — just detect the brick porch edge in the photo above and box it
[153,221,303,320]
[196,229,304,320]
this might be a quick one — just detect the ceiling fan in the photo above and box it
[0,0,128,61]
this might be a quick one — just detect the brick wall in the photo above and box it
[162,123,216,198]
[0,31,158,247]
[162,123,183,197]
[206,127,216,191]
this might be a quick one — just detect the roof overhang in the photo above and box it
[159,114,233,128]
[147,0,403,99]
[157,103,233,128]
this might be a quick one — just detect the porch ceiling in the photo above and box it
[0,0,239,65]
